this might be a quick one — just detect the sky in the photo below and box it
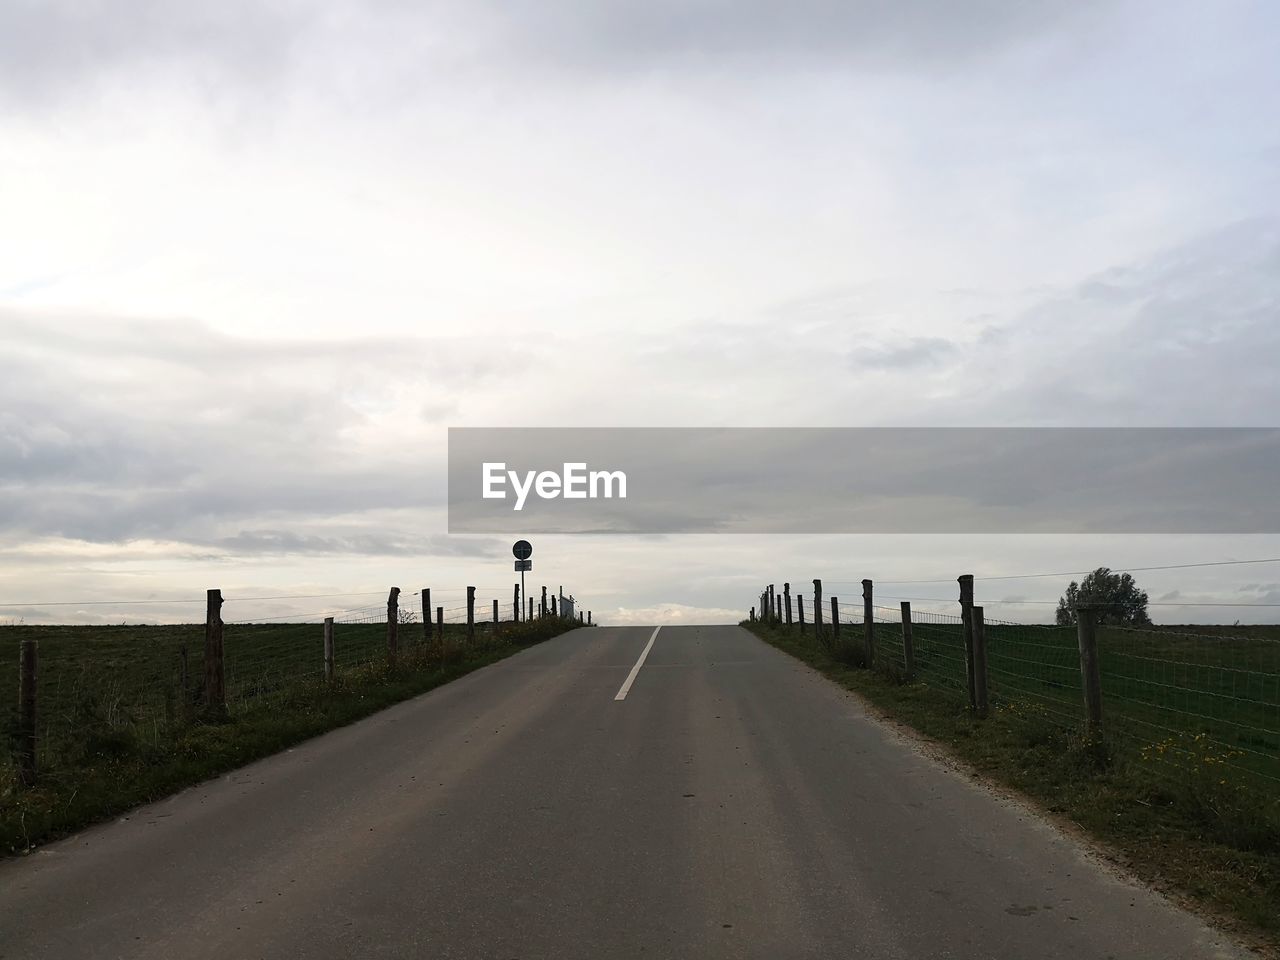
[2,0,1279,626]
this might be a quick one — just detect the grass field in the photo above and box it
[0,617,576,854]
[749,616,1280,950]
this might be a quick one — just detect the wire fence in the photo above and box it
[753,578,1280,806]
[1,582,593,791]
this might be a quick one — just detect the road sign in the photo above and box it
[514,559,532,572]
[512,539,533,560]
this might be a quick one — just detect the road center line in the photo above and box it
[614,626,661,701]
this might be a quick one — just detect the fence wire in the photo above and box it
[3,584,587,789]
[758,584,1280,803]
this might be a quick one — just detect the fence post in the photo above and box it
[972,606,990,718]
[862,579,875,667]
[513,584,519,621]
[1075,604,1104,738]
[797,595,806,633]
[900,601,915,678]
[551,595,558,619]
[17,638,37,787]
[436,605,444,650]
[588,611,592,625]
[784,583,792,625]
[958,574,976,711]
[529,597,534,621]
[421,589,431,644]
[750,606,756,623]
[493,598,499,627]
[541,586,547,619]
[467,586,476,643]
[830,596,840,638]
[579,611,583,624]
[204,588,226,718]
[812,579,824,644]
[387,587,400,660]
[323,617,335,681]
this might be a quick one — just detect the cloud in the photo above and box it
[0,312,529,547]
[0,0,307,106]
[473,0,1112,75]
[847,336,957,370]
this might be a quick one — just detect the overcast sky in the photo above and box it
[3,0,1279,625]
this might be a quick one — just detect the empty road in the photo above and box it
[0,625,1256,959]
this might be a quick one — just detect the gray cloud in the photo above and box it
[0,0,306,106]
[0,0,1114,108]
[0,313,529,548]
[477,0,1110,74]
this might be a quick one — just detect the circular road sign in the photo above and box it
[512,539,533,561]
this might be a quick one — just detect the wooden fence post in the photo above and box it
[784,583,792,625]
[862,579,875,667]
[436,605,444,650]
[588,611,592,625]
[797,595,806,633]
[204,588,226,718]
[17,638,37,787]
[422,589,431,645]
[323,617,334,681]
[387,587,400,660]
[493,598,499,626]
[528,597,534,621]
[513,584,519,621]
[541,586,547,619]
[750,606,756,622]
[813,579,824,643]
[1075,604,1104,738]
[830,596,839,638]
[958,574,976,711]
[900,601,915,678]
[467,586,476,643]
[972,606,990,718]
[579,611,583,624]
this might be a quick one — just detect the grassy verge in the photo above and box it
[2,619,581,855]
[744,619,1280,955]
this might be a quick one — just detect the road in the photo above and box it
[0,625,1256,959]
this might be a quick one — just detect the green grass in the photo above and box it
[1,618,580,855]
[747,619,1280,954]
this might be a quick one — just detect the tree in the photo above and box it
[1055,567,1151,626]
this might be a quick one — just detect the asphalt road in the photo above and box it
[0,625,1257,959]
